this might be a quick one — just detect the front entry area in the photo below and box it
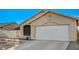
[36,25,69,41]
[23,25,31,36]
[23,25,31,40]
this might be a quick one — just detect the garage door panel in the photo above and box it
[36,26,69,41]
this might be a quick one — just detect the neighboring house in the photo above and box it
[0,22,17,30]
[19,10,79,41]
[0,22,18,49]
[0,22,18,39]
[77,20,79,40]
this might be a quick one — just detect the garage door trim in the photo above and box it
[35,25,69,41]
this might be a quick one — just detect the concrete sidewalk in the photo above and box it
[15,40,69,50]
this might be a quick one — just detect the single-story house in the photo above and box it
[19,10,78,41]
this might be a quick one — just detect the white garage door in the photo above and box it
[36,25,69,41]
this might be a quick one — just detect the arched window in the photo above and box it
[23,25,31,35]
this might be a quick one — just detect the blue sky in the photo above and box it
[0,9,79,24]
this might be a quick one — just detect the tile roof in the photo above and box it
[0,22,17,27]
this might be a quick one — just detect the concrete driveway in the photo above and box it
[15,40,69,50]
[67,41,79,50]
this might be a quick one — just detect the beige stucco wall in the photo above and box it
[20,13,77,41]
